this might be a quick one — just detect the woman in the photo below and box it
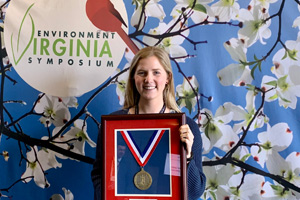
[91,46,206,200]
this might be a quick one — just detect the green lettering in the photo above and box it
[33,38,37,55]
[94,40,98,57]
[69,39,73,57]
[99,40,112,57]
[53,39,66,56]
[77,39,90,57]
[40,38,50,55]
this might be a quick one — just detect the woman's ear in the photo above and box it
[166,73,172,84]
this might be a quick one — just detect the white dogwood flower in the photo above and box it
[249,0,279,10]
[271,36,300,77]
[59,96,78,108]
[171,0,215,24]
[199,105,234,153]
[50,187,74,200]
[63,119,96,156]
[41,127,71,160]
[217,38,253,86]
[202,162,235,200]
[214,125,239,152]
[211,0,240,22]
[34,94,71,127]
[262,70,300,109]
[224,173,265,200]
[114,64,130,106]
[143,19,189,62]
[234,91,268,133]
[176,76,199,113]
[262,180,299,199]
[218,91,268,134]
[272,36,300,84]
[21,146,62,188]
[260,151,300,199]
[250,123,292,168]
[131,0,166,30]
[284,152,300,188]
[238,5,271,47]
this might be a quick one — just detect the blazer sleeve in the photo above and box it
[91,128,102,200]
[186,117,206,200]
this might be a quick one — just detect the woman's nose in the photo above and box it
[144,74,153,82]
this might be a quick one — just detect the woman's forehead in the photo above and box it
[136,56,165,70]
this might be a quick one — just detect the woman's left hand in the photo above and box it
[179,124,194,159]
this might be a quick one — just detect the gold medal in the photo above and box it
[133,168,152,190]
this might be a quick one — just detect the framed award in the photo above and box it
[101,113,187,200]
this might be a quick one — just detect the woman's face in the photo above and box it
[134,56,169,104]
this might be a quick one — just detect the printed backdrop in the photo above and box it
[1,0,300,199]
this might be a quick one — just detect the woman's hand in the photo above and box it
[179,124,194,159]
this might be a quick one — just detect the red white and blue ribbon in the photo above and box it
[120,129,165,167]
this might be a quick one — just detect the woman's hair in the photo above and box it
[123,46,181,113]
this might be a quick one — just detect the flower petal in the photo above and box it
[217,63,245,86]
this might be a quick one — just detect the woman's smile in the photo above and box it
[143,85,156,90]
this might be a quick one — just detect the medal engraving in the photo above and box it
[134,168,152,190]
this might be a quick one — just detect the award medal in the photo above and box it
[120,129,165,190]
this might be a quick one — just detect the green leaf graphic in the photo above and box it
[194,4,206,13]
[11,3,35,65]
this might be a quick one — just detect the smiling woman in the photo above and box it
[91,46,206,200]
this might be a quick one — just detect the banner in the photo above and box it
[4,0,127,97]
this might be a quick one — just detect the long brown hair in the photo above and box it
[123,46,181,112]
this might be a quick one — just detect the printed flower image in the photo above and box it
[176,75,199,113]
[62,119,96,156]
[143,19,189,62]
[50,188,74,200]
[250,123,292,168]
[211,0,240,22]
[21,146,57,188]
[238,4,272,47]
[217,38,253,86]
[171,0,215,24]
[34,94,71,127]
[131,0,166,30]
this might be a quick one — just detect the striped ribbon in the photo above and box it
[120,129,165,167]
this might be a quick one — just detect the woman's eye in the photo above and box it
[137,71,146,76]
[154,71,160,75]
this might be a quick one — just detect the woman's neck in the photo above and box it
[137,99,165,114]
